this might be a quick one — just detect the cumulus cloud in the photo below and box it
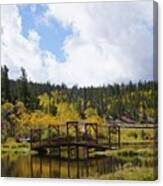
[1,2,154,87]
[1,5,57,82]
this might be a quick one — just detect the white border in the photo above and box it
[0,0,150,5]
[0,0,162,186]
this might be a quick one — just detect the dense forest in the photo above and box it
[1,65,157,141]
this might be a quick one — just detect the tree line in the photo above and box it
[1,65,157,123]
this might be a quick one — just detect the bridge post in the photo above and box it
[39,129,41,147]
[48,125,51,145]
[30,129,33,150]
[59,146,61,158]
[108,126,111,148]
[58,125,60,136]
[85,123,87,138]
[118,125,121,148]
[30,128,42,150]
[83,145,89,159]
[76,125,79,142]
[66,122,69,139]
[68,145,70,160]
[95,124,98,144]
[86,147,89,159]
[76,146,79,160]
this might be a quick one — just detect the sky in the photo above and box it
[1,1,154,87]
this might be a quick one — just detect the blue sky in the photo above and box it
[19,5,72,62]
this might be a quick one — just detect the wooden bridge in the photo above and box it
[30,121,121,158]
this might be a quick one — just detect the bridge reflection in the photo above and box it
[30,155,125,178]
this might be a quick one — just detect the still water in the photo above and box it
[1,152,155,179]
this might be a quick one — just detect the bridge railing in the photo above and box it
[30,121,121,149]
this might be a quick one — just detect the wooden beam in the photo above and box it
[48,125,51,145]
[118,125,121,148]
[67,122,69,138]
[76,125,79,141]
[30,129,33,149]
[39,129,41,147]
[109,126,111,148]
[96,124,98,144]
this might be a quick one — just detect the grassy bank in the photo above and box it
[95,144,156,156]
[120,128,156,143]
[1,138,30,154]
[99,166,157,180]
[94,144,157,180]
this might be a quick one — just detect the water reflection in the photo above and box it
[1,153,155,178]
[30,155,126,178]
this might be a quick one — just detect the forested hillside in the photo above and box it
[1,65,157,141]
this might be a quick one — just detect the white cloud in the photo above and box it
[1,2,154,87]
[1,5,58,83]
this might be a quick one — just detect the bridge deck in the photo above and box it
[31,139,115,151]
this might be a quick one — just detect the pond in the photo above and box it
[1,146,157,179]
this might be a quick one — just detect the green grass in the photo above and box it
[1,137,30,154]
[95,145,156,156]
[99,166,157,180]
[117,147,155,157]
[94,144,157,180]
[120,128,156,143]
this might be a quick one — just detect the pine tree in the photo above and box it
[1,65,11,102]
[19,67,29,107]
